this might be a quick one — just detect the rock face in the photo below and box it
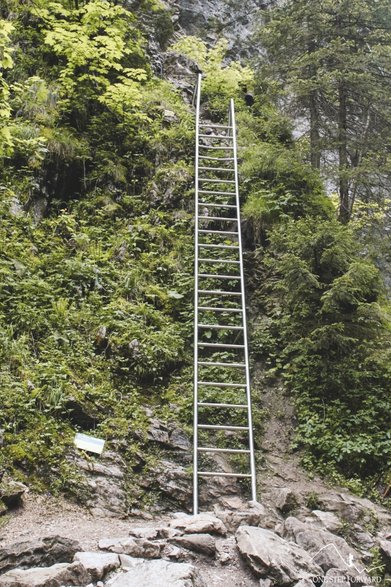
[236,526,322,584]
[75,451,128,517]
[167,0,274,59]
[0,536,80,574]
[109,558,206,587]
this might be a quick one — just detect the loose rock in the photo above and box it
[73,552,120,581]
[109,558,206,587]
[0,561,90,587]
[169,512,227,536]
[172,533,216,557]
[0,536,80,574]
[99,537,162,558]
[236,525,322,584]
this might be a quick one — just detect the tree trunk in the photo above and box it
[309,90,321,169]
[338,81,350,223]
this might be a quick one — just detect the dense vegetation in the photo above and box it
[0,0,390,505]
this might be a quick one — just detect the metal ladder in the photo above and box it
[193,74,256,514]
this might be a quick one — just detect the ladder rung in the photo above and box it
[198,290,241,296]
[198,258,240,265]
[198,244,238,250]
[199,134,233,140]
[198,156,235,161]
[198,342,245,349]
[199,203,236,209]
[199,124,233,129]
[199,167,235,173]
[199,216,237,221]
[198,424,249,430]
[199,178,236,184]
[198,230,238,236]
[198,471,252,478]
[198,447,250,453]
[199,145,234,150]
[198,361,246,368]
[198,273,240,280]
[198,402,247,409]
[198,381,246,388]
[198,324,244,330]
[198,306,243,312]
[199,189,235,196]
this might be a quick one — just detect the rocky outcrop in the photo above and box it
[0,477,28,514]
[1,499,390,586]
[0,561,90,587]
[235,525,322,584]
[109,558,206,587]
[166,0,274,59]
[0,536,80,574]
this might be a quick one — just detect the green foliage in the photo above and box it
[172,36,253,117]
[253,217,391,478]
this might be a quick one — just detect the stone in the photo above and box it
[0,477,28,510]
[169,428,191,451]
[0,535,80,574]
[310,511,342,533]
[73,552,120,580]
[274,488,300,514]
[128,527,158,540]
[236,526,322,584]
[110,558,206,587]
[379,539,391,573]
[322,568,350,587]
[74,451,128,517]
[169,512,227,536]
[294,580,318,587]
[283,517,366,581]
[214,500,272,533]
[259,580,273,587]
[0,561,90,587]
[154,461,192,509]
[172,533,216,557]
[98,537,162,559]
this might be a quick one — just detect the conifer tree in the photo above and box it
[260,0,391,222]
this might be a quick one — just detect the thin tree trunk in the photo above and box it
[309,90,321,169]
[338,81,350,223]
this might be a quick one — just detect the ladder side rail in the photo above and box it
[230,98,257,502]
[193,73,202,515]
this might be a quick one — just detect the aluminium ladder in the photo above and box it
[193,74,256,514]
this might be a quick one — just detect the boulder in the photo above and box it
[98,537,162,558]
[0,477,28,510]
[379,539,391,573]
[283,517,366,580]
[110,558,206,587]
[73,552,120,580]
[310,511,342,533]
[169,512,227,536]
[236,526,322,584]
[0,536,80,574]
[172,533,216,557]
[214,500,273,533]
[128,527,158,540]
[274,488,300,514]
[322,568,350,587]
[0,561,90,587]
